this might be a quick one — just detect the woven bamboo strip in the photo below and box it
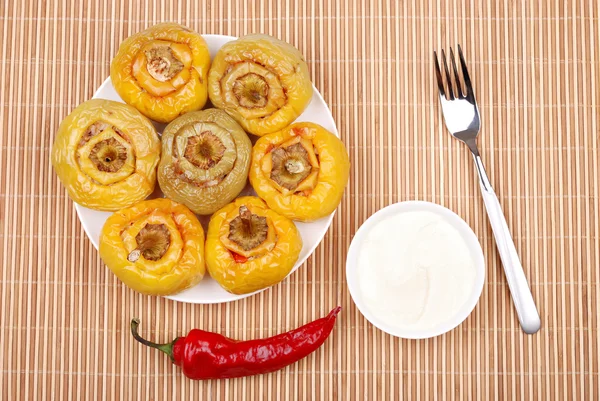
[0,0,598,399]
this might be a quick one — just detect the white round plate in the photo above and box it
[75,34,337,304]
[345,201,485,339]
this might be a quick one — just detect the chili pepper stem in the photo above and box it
[131,318,177,362]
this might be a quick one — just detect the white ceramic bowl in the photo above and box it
[345,201,485,339]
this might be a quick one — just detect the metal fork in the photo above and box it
[434,46,541,334]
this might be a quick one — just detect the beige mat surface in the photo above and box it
[1,0,599,399]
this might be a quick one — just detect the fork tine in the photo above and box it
[457,45,475,100]
[449,48,463,98]
[433,51,446,98]
[441,49,455,100]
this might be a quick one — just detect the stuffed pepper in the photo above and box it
[158,109,252,215]
[99,198,205,295]
[208,34,313,136]
[52,99,160,211]
[111,23,210,123]
[205,196,302,294]
[249,122,350,221]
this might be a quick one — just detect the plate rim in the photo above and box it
[74,33,339,304]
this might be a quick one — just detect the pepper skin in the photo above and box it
[158,109,252,215]
[99,198,205,295]
[131,307,341,379]
[249,122,350,221]
[110,23,210,123]
[51,99,160,211]
[208,34,313,136]
[205,196,302,294]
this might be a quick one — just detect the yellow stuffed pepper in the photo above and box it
[208,34,313,136]
[99,198,205,296]
[110,23,210,123]
[52,99,160,211]
[249,122,350,221]
[205,196,302,294]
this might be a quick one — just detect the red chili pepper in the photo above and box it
[130,307,341,380]
[231,251,248,264]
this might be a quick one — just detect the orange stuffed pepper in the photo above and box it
[249,122,350,221]
[111,23,210,123]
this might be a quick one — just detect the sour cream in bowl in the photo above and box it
[346,201,485,339]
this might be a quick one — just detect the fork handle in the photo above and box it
[472,153,541,334]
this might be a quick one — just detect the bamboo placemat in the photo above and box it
[1,0,599,400]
